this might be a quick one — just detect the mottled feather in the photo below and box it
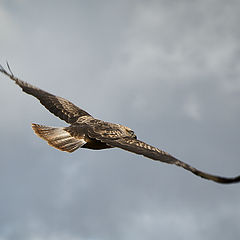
[96,137,240,184]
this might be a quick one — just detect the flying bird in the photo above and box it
[1,63,240,184]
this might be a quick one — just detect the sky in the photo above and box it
[0,0,240,239]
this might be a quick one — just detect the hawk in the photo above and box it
[1,63,240,184]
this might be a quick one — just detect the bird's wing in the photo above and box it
[89,128,240,184]
[0,64,91,123]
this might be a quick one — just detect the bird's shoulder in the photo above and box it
[75,117,136,140]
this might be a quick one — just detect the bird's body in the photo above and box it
[1,63,240,184]
[33,116,135,151]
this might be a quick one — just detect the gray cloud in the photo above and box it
[0,0,240,239]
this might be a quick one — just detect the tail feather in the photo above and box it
[32,123,86,152]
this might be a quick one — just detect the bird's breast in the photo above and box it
[82,136,113,150]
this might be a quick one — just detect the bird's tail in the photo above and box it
[32,123,85,152]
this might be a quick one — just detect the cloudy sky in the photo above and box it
[1,0,240,239]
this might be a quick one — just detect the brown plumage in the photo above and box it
[1,63,240,184]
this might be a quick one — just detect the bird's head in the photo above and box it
[125,127,137,139]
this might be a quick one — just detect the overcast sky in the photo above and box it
[1,0,240,239]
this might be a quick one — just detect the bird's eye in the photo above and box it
[127,129,137,139]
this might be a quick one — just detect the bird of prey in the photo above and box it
[1,63,240,184]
